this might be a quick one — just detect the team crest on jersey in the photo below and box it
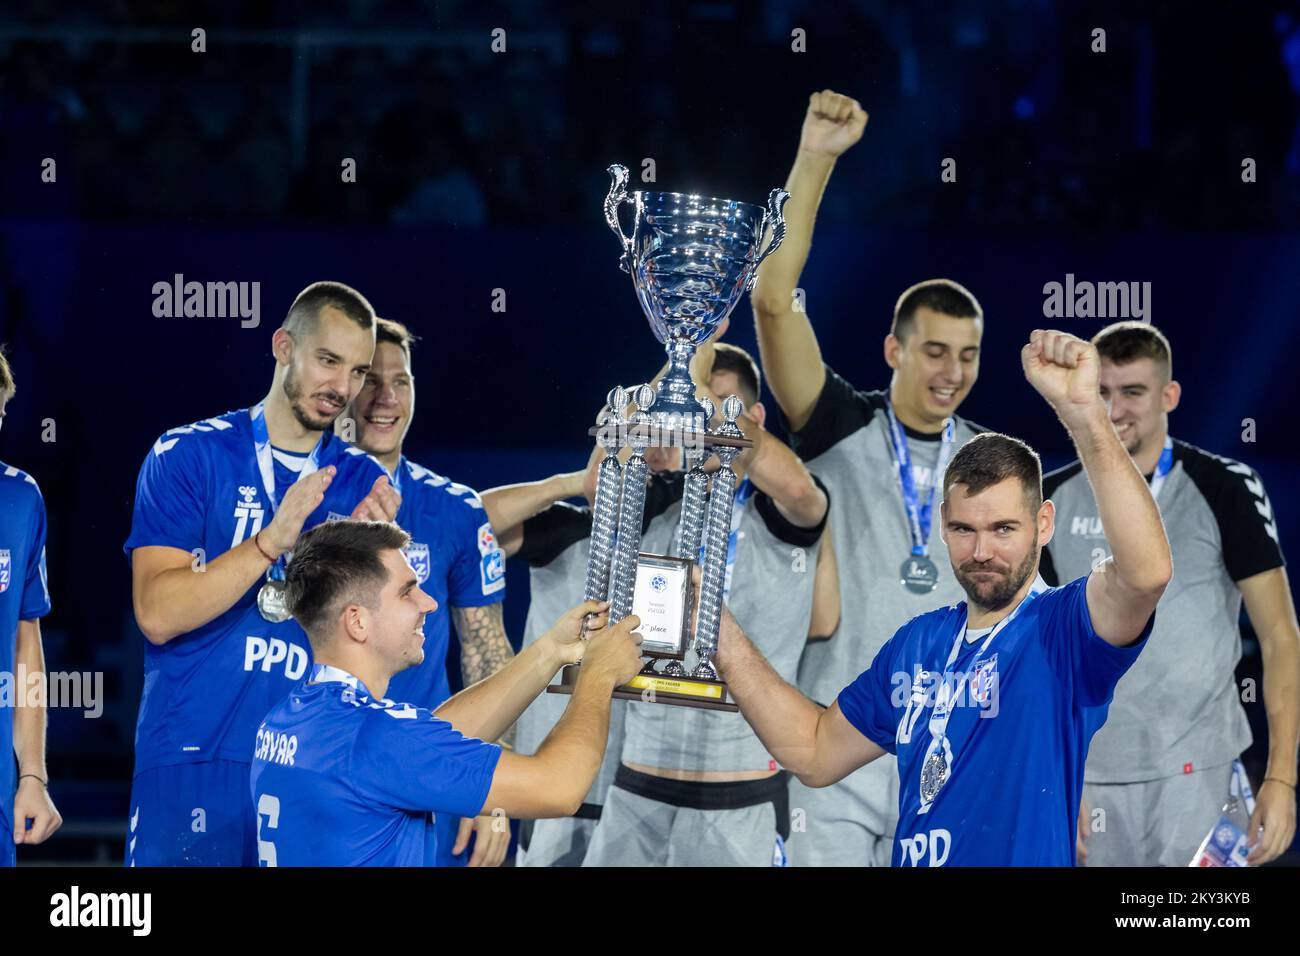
[970,654,998,704]
[404,542,431,584]
[0,549,10,593]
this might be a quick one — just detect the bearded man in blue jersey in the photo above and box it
[716,330,1171,866]
[124,281,402,866]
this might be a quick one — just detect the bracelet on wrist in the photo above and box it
[1263,776,1296,790]
[19,773,47,787]
[253,530,277,564]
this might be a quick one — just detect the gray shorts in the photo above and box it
[582,766,791,867]
[1081,760,1241,867]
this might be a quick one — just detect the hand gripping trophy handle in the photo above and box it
[604,164,633,273]
[744,188,791,292]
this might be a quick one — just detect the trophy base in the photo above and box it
[546,664,739,712]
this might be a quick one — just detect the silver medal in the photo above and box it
[920,749,948,803]
[257,579,291,623]
[901,554,940,594]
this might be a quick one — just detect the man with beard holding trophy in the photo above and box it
[713,330,1168,866]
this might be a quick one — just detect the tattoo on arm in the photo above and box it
[453,603,517,745]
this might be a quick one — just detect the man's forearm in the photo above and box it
[481,473,582,536]
[749,151,835,431]
[436,635,559,743]
[745,436,827,528]
[455,604,518,744]
[458,604,515,686]
[1261,630,1300,783]
[530,668,616,810]
[751,151,837,316]
[13,620,48,778]
[135,536,273,644]
[1064,405,1172,592]
[718,623,823,777]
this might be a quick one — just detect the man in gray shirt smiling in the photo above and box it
[1042,321,1298,865]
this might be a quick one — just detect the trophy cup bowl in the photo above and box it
[605,164,789,426]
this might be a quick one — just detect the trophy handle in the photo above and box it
[745,187,791,292]
[604,164,634,273]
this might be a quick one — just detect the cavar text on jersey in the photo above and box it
[243,635,309,679]
[255,727,299,766]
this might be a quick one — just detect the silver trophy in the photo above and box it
[552,164,788,710]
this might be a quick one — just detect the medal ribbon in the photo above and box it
[1147,435,1175,501]
[920,576,1048,808]
[250,402,328,582]
[886,403,956,558]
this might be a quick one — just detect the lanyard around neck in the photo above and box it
[886,403,956,557]
[250,402,327,512]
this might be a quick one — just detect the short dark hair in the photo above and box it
[0,344,13,395]
[944,432,1043,511]
[710,342,761,407]
[284,520,411,644]
[892,279,983,342]
[1092,321,1172,378]
[283,281,376,337]
[375,316,418,362]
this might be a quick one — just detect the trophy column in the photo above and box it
[608,385,655,624]
[664,396,713,679]
[692,395,745,680]
[584,387,627,606]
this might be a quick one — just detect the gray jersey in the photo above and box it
[620,475,829,772]
[1042,438,1285,783]
[512,476,685,804]
[789,366,985,823]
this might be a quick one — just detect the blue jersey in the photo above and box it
[249,665,501,866]
[0,463,51,848]
[837,575,1150,866]
[386,457,506,709]
[124,408,387,774]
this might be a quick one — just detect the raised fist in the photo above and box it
[1021,329,1102,414]
[799,90,868,158]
